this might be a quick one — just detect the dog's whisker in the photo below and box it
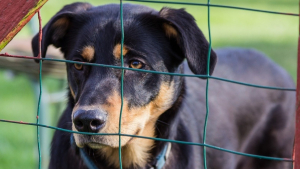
[155,120,170,126]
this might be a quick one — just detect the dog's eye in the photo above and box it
[129,60,144,69]
[74,63,83,70]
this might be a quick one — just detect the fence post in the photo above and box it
[293,1,300,168]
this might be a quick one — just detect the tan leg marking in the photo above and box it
[113,43,129,59]
[81,46,95,62]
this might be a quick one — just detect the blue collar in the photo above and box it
[70,135,171,169]
[70,135,98,169]
[150,142,172,169]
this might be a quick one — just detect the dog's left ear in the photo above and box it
[159,8,217,76]
[31,2,93,61]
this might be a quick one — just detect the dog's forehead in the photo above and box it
[91,3,156,16]
[65,3,171,65]
[88,3,157,27]
[73,4,161,59]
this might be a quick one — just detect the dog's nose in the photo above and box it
[73,109,107,133]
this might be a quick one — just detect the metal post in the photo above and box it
[293,1,300,168]
[31,78,51,169]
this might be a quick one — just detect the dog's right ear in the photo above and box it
[158,8,217,77]
[31,2,93,62]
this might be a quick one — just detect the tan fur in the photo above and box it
[100,135,154,168]
[81,46,95,61]
[163,23,178,38]
[163,23,180,44]
[69,84,75,99]
[52,17,70,38]
[113,44,128,59]
[52,17,70,28]
[72,82,175,168]
[149,82,175,119]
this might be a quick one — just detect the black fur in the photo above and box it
[32,3,295,169]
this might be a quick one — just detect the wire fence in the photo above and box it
[0,0,298,169]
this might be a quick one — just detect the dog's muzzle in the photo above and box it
[73,109,107,133]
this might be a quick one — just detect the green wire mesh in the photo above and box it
[36,11,43,169]
[203,0,212,168]
[119,0,125,168]
[0,0,298,169]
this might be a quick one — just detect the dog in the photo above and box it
[32,2,295,169]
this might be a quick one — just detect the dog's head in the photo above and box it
[32,2,216,167]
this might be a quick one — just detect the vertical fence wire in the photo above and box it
[118,0,125,168]
[0,1,298,169]
[202,0,212,168]
[36,11,43,169]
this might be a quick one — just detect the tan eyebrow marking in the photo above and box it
[113,43,129,59]
[81,46,95,62]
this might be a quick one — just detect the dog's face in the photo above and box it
[32,3,216,150]
[67,17,179,148]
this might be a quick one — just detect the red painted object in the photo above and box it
[293,2,300,168]
[0,0,48,51]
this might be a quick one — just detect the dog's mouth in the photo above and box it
[74,134,111,148]
[74,129,140,149]
[86,142,107,149]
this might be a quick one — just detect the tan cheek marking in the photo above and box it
[81,46,95,62]
[113,44,128,59]
[100,90,150,137]
[100,90,130,134]
[101,82,174,137]
[98,82,175,168]
[150,82,175,119]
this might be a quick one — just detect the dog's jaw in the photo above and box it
[72,120,156,168]
[98,122,156,168]
[71,107,156,168]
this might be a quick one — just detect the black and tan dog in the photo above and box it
[32,2,295,169]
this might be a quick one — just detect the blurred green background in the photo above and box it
[0,0,298,168]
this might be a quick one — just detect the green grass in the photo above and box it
[0,72,37,169]
[0,0,298,168]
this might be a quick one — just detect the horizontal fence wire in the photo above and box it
[0,0,298,168]
[0,54,296,91]
[125,0,299,16]
[0,119,293,162]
